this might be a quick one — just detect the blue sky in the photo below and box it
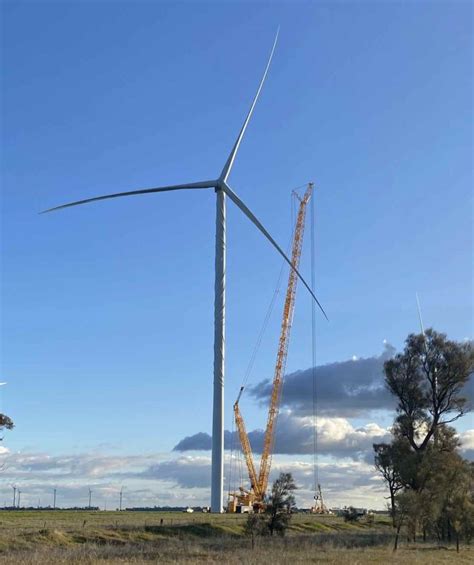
[1,1,472,508]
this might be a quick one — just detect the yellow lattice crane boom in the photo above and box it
[231,183,313,511]
[233,387,260,498]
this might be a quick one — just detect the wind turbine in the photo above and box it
[416,292,425,336]
[41,30,327,512]
[416,292,437,394]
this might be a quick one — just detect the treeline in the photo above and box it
[374,329,473,551]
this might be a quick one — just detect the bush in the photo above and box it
[342,507,361,523]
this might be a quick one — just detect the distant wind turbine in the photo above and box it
[416,292,437,395]
[41,30,327,512]
[416,292,425,336]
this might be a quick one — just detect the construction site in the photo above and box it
[2,2,472,563]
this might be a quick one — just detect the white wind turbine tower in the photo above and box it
[42,30,327,512]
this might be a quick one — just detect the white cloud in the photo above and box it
[5,427,471,510]
[459,429,474,450]
[175,414,391,458]
[459,429,474,460]
[0,446,387,510]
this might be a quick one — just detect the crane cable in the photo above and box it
[310,187,319,500]
[240,188,303,392]
[227,415,235,501]
[228,241,287,496]
[240,245,290,392]
[267,191,296,484]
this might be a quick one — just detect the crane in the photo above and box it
[311,483,331,514]
[229,182,314,512]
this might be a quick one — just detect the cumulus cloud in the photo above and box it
[250,342,397,417]
[1,337,469,510]
[0,446,387,509]
[173,432,213,452]
[459,429,474,461]
[174,414,390,458]
[5,430,474,510]
[174,344,399,457]
[0,449,212,508]
[0,451,153,480]
[139,456,211,488]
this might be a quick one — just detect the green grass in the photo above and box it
[0,510,469,564]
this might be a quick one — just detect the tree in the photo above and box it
[0,414,14,433]
[428,452,473,547]
[373,442,404,525]
[384,330,473,453]
[243,512,267,548]
[392,490,412,551]
[374,330,473,547]
[0,414,14,472]
[265,472,297,536]
[342,506,362,523]
[245,472,297,538]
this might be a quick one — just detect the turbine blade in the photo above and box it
[219,28,279,182]
[223,183,328,321]
[40,180,217,214]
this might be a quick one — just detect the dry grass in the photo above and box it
[0,511,470,563]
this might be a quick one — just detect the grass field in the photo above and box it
[0,510,470,563]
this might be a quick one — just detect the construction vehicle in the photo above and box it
[311,483,331,514]
[228,183,314,513]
